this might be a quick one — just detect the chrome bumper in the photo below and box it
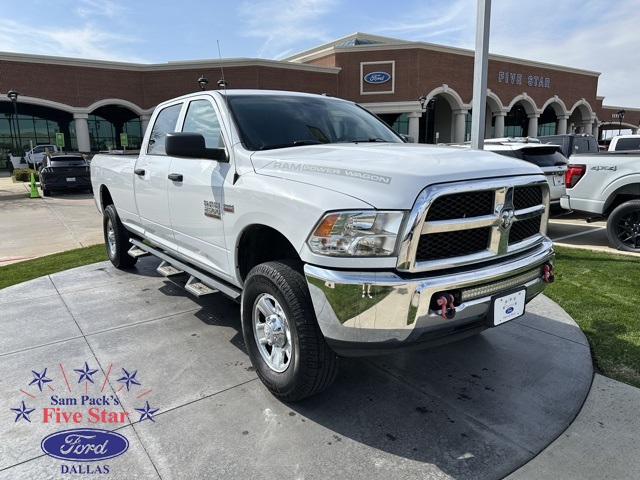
[304,239,555,356]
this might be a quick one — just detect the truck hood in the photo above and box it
[250,143,543,209]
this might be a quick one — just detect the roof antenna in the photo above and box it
[217,40,239,184]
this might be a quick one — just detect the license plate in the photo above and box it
[490,289,526,326]
[553,175,564,186]
[66,177,76,182]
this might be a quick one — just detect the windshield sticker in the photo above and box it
[272,162,392,184]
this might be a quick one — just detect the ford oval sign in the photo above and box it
[364,72,391,84]
[505,306,515,315]
[41,428,129,462]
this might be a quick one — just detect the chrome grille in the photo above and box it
[396,176,550,273]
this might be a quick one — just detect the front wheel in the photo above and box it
[606,200,640,252]
[241,261,340,401]
[103,204,138,268]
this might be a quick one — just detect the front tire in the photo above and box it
[606,200,640,252]
[103,204,138,268]
[242,261,340,401]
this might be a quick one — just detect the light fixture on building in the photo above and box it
[197,75,209,91]
[617,109,625,135]
[217,78,228,89]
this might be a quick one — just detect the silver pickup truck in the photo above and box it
[561,150,640,252]
[91,89,556,400]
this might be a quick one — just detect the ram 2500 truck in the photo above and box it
[561,150,640,252]
[91,90,555,401]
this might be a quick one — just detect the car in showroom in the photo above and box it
[39,152,91,196]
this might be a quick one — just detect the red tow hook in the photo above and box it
[436,294,456,320]
[542,263,555,284]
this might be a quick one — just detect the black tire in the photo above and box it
[241,260,340,401]
[606,200,640,252]
[103,204,138,268]
[42,187,50,197]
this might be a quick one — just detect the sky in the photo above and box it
[1,0,638,108]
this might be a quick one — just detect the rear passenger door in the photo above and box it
[167,97,232,279]
[134,102,182,249]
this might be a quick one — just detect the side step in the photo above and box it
[128,238,241,301]
[185,276,218,297]
[157,260,185,277]
[128,246,150,258]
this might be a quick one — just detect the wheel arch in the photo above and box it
[603,182,640,214]
[236,224,300,283]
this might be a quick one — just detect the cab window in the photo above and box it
[182,100,224,148]
[147,104,181,155]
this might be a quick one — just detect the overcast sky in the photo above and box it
[1,0,638,108]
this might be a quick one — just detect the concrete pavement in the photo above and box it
[1,169,640,478]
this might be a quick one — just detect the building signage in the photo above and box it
[498,71,550,89]
[364,71,391,84]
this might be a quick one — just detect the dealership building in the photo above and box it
[0,33,638,157]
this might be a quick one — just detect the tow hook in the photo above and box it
[542,263,555,284]
[436,293,456,320]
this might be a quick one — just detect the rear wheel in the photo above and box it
[241,261,340,401]
[103,204,138,268]
[606,200,640,252]
[42,186,50,197]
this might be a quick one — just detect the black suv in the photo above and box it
[39,153,91,196]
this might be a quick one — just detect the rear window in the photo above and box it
[50,157,86,166]
[614,138,640,151]
[519,147,567,167]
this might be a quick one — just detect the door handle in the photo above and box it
[168,173,183,182]
[134,168,145,175]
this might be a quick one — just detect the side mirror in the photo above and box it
[165,133,228,162]
[400,134,414,143]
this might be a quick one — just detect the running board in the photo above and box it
[129,238,241,300]
[185,276,218,297]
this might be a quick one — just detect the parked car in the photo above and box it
[538,133,599,158]
[25,144,59,167]
[607,134,640,151]
[450,138,568,208]
[39,153,91,196]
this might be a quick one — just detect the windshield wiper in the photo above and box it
[336,137,388,144]
[259,140,322,151]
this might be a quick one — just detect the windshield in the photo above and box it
[226,94,403,151]
[50,157,86,166]
[520,147,568,167]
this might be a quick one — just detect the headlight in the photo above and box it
[308,211,405,256]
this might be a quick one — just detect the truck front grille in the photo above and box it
[396,177,550,272]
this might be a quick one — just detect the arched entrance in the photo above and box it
[88,105,143,151]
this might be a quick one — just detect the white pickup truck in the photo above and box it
[91,89,555,400]
[561,150,640,252]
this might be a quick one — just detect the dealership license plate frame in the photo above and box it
[66,177,76,182]
[553,175,565,186]
[489,287,526,327]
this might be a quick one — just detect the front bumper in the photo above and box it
[305,238,554,356]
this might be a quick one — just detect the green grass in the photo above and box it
[546,246,640,388]
[0,244,107,290]
[1,243,639,388]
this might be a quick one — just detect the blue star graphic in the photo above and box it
[135,401,159,422]
[74,362,99,383]
[29,368,52,391]
[11,401,35,423]
[117,368,141,391]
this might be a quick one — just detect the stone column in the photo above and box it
[140,114,152,137]
[557,116,568,135]
[494,112,506,138]
[527,114,539,137]
[453,109,468,143]
[73,113,91,153]
[407,112,422,143]
[583,122,593,136]
[485,111,492,139]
